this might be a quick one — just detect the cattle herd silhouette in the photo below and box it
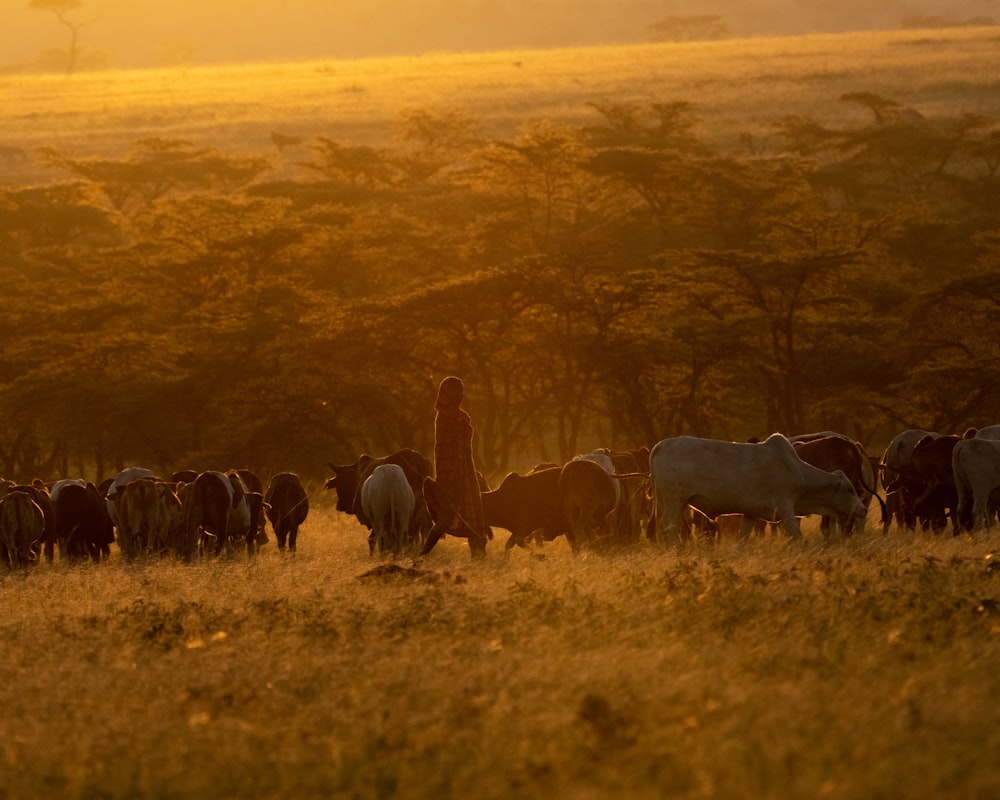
[1,424,998,569]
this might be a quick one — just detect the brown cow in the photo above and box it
[559,459,617,551]
[909,434,962,532]
[481,467,567,550]
[0,491,44,569]
[265,472,309,552]
[4,483,56,561]
[117,478,184,560]
[182,471,253,559]
[792,436,884,537]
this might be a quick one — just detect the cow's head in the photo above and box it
[830,470,868,531]
[325,462,359,514]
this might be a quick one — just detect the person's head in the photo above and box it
[436,376,464,409]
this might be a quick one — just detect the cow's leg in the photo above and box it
[288,524,298,553]
[884,490,899,534]
[657,500,685,546]
[972,486,993,530]
[737,514,758,544]
[780,508,803,540]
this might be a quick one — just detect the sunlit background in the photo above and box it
[2,0,994,71]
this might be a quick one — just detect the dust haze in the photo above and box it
[3,0,996,71]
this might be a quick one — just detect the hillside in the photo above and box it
[4,0,996,70]
[2,25,999,172]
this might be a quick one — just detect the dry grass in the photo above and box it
[2,26,999,165]
[2,502,998,799]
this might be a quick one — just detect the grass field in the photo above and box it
[3,25,999,168]
[2,502,998,799]
[4,26,1000,798]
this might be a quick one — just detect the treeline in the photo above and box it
[1,93,998,483]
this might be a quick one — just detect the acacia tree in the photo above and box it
[28,0,98,74]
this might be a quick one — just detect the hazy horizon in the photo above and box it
[3,0,996,72]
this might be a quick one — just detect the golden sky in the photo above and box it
[3,0,993,71]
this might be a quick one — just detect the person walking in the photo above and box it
[420,376,489,557]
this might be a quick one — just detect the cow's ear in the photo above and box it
[358,454,375,471]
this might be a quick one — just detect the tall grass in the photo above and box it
[2,504,998,798]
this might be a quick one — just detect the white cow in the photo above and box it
[105,466,156,529]
[360,464,415,557]
[952,437,1000,532]
[882,429,939,481]
[973,424,1000,441]
[49,478,87,504]
[649,433,868,544]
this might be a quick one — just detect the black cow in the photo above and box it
[54,482,114,561]
[559,459,618,551]
[265,472,309,552]
[182,471,254,559]
[910,434,962,532]
[481,466,566,550]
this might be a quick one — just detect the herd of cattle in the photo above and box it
[0,468,309,569]
[2,424,999,568]
[324,424,1000,558]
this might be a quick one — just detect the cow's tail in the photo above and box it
[858,469,888,525]
[645,472,659,543]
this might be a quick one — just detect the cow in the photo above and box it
[53,482,115,561]
[233,468,267,549]
[50,478,87,503]
[952,437,1000,532]
[791,436,885,536]
[105,466,157,533]
[182,471,253,559]
[264,472,309,553]
[880,429,940,532]
[604,447,651,544]
[909,434,962,532]
[558,458,618,551]
[649,434,868,545]
[116,478,185,560]
[326,449,432,551]
[3,483,57,561]
[973,425,1000,441]
[170,469,199,484]
[0,490,45,569]
[481,466,567,550]
[883,429,939,477]
[574,448,650,546]
[360,464,415,557]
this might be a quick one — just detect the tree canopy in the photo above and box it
[2,94,998,482]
